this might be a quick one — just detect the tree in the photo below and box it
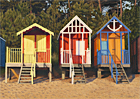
[122,5,140,41]
[0,8,22,47]
[98,0,102,12]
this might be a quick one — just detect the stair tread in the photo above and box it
[21,74,31,75]
[19,83,31,84]
[74,79,85,81]
[113,71,123,73]
[20,77,31,78]
[20,80,31,81]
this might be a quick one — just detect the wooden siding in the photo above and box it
[131,35,140,73]
[92,33,126,67]
[0,38,5,67]
[23,34,50,63]
[59,33,89,65]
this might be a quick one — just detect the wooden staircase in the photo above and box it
[18,64,34,84]
[109,64,129,84]
[74,64,86,84]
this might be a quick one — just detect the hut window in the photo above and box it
[101,41,107,55]
[76,41,85,55]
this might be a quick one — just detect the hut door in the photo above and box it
[110,38,116,62]
[24,35,35,63]
[36,35,46,62]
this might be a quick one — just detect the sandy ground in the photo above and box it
[0,74,140,99]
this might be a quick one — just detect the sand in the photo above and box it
[0,74,140,99]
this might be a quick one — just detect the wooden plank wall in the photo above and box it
[131,35,140,73]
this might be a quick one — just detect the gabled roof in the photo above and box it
[17,23,54,36]
[96,16,131,35]
[0,37,6,42]
[57,15,92,40]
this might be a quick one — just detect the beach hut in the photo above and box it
[58,15,92,84]
[5,23,54,84]
[91,16,131,84]
[0,37,6,67]
[131,35,140,73]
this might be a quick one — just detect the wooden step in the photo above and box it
[74,79,85,82]
[21,74,31,75]
[20,77,31,78]
[21,71,31,73]
[19,83,31,84]
[74,71,83,73]
[20,80,31,82]
[22,68,31,70]
[74,77,83,79]
[113,71,123,73]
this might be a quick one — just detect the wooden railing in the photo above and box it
[6,47,21,63]
[61,49,90,64]
[97,49,130,65]
[6,47,50,64]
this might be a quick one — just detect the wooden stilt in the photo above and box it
[34,63,36,77]
[62,69,65,80]
[49,66,52,82]
[5,65,7,83]
[9,68,11,80]
[97,70,101,79]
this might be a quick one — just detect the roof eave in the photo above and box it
[17,23,54,36]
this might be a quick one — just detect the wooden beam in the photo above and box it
[6,46,8,63]
[5,65,7,83]
[9,68,11,80]
[62,34,63,64]
[97,70,101,79]
[62,70,65,80]
[21,33,23,63]
[89,33,91,64]
[49,66,52,82]
[120,33,122,64]
[69,33,71,63]
[50,35,52,63]
[11,68,19,79]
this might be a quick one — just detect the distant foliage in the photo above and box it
[0,0,139,52]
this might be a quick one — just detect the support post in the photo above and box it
[6,47,8,63]
[62,34,63,64]
[21,33,23,63]
[9,68,11,80]
[120,32,122,64]
[62,69,65,80]
[34,63,36,77]
[5,66,7,83]
[100,32,102,64]
[128,32,130,64]
[69,33,71,63]
[50,35,52,63]
[49,66,52,82]
[100,32,102,50]
[82,28,84,64]
[89,33,91,64]
[107,33,109,64]
[97,70,101,79]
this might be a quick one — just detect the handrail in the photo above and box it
[6,47,21,63]
[69,50,74,84]
[108,50,119,84]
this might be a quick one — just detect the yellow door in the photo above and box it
[36,35,46,52]
[24,35,35,63]
[36,35,46,62]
